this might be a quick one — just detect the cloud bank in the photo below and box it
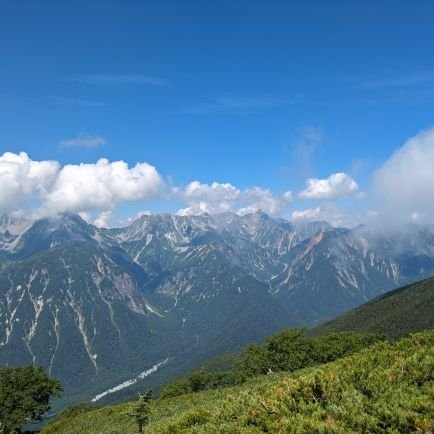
[40,159,163,216]
[174,181,292,216]
[0,152,59,213]
[1,126,433,228]
[0,152,294,222]
[374,127,434,224]
[0,152,163,221]
[291,204,356,227]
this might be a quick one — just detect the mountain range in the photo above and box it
[1,210,434,405]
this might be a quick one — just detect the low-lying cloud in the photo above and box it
[2,126,434,228]
[373,127,434,224]
[174,181,292,216]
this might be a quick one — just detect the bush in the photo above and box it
[159,331,434,433]
[159,370,235,399]
[236,328,384,380]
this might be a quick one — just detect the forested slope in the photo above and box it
[311,277,434,338]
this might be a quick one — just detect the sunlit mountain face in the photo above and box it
[1,211,434,405]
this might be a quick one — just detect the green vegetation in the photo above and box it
[159,370,236,399]
[54,402,99,420]
[42,385,231,434]
[0,365,62,434]
[128,389,152,434]
[43,330,434,433]
[311,277,434,339]
[159,328,383,398]
[193,352,239,373]
[40,279,434,432]
[236,328,383,380]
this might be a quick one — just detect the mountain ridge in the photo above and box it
[310,276,434,338]
[1,210,434,405]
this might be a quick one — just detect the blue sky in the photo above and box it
[1,1,434,226]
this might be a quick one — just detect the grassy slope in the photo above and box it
[42,375,283,434]
[43,330,434,434]
[310,277,434,339]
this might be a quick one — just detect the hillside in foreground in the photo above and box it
[311,277,434,339]
[43,330,434,434]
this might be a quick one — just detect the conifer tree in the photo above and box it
[129,389,152,434]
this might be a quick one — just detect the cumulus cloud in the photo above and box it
[299,172,359,200]
[94,210,113,228]
[175,182,240,215]
[59,132,107,148]
[237,187,292,215]
[0,151,164,220]
[291,203,359,227]
[174,181,292,216]
[176,182,239,212]
[0,152,59,213]
[40,158,163,216]
[374,127,434,223]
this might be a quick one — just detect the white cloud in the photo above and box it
[59,132,107,148]
[0,152,59,213]
[174,181,292,216]
[374,127,434,223]
[299,172,359,200]
[291,204,356,227]
[0,152,165,218]
[410,212,426,222]
[0,153,294,221]
[366,209,379,218]
[292,207,321,220]
[78,211,91,222]
[40,158,163,216]
[132,209,152,219]
[238,187,291,215]
[94,211,113,228]
[121,210,152,226]
[177,181,239,205]
[175,182,239,215]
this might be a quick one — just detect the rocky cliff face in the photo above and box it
[1,211,433,404]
